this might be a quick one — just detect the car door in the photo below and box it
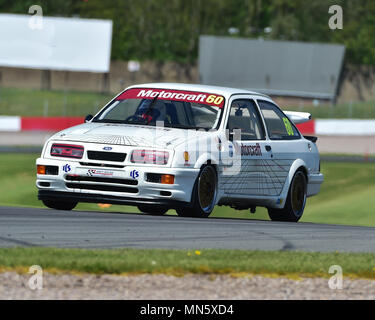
[221,97,272,196]
[257,99,306,197]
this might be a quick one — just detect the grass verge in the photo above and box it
[283,100,375,119]
[1,247,375,279]
[1,87,375,119]
[0,87,111,117]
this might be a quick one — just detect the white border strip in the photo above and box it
[0,116,21,132]
[316,120,375,136]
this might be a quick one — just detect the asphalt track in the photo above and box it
[1,206,375,252]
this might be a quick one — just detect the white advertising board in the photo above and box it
[0,14,113,73]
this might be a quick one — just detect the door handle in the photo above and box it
[265,145,272,152]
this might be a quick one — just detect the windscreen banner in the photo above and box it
[116,88,225,108]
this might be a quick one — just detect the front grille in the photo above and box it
[80,162,125,169]
[66,175,138,186]
[65,174,138,194]
[66,183,138,194]
[87,151,126,162]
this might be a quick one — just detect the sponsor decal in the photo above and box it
[116,88,225,108]
[87,169,114,177]
[283,117,294,136]
[103,147,113,151]
[130,169,139,179]
[276,198,284,205]
[229,145,234,158]
[235,143,262,156]
[62,164,71,173]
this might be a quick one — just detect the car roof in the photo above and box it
[125,83,271,100]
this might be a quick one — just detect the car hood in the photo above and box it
[49,122,211,149]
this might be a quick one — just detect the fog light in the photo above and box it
[161,174,174,184]
[39,182,50,187]
[37,165,46,175]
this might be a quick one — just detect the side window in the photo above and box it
[258,100,300,140]
[227,99,265,140]
[191,104,219,129]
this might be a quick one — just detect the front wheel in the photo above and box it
[177,165,217,218]
[42,200,77,211]
[268,170,307,222]
[138,205,168,216]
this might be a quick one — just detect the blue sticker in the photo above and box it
[229,145,234,158]
[130,169,139,179]
[63,164,71,173]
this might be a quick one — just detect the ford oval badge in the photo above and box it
[103,147,112,151]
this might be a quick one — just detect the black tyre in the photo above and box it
[42,200,77,211]
[177,165,217,218]
[268,170,307,222]
[138,205,168,215]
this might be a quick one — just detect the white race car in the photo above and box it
[36,83,323,222]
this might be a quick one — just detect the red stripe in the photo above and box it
[296,120,315,135]
[21,117,84,131]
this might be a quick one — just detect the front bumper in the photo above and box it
[38,190,192,208]
[36,158,199,206]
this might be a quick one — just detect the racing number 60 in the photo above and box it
[206,95,224,105]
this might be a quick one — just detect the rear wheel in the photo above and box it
[138,205,168,216]
[177,165,217,218]
[42,200,77,211]
[268,170,307,222]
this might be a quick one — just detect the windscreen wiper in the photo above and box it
[94,119,126,124]
[164,123,209,130]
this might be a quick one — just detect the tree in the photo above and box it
[1,0,375,65]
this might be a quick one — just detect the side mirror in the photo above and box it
[227,128,241,142]
[85,114,94,123]
[228,130,235,142]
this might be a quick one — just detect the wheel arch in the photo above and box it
[268,159,308,222]
[276,159,308,209]
[296,165,308,182]
[204,159,219,175]
[194,153,220,170]
[179,160,218,218]
[289,159,309,184]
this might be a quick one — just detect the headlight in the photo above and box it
[50,144,84,159]
[131,150,169,165]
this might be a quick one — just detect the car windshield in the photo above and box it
[93,88,225,130]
